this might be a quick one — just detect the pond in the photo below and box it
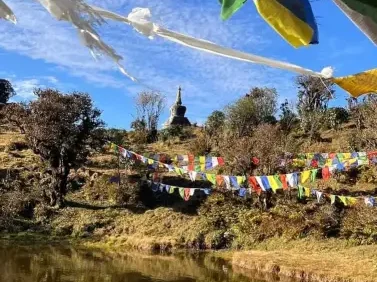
[0,242,278,282]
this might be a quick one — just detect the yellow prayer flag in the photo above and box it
[343,153,351,160]
[253,0,316,48]
[199,156,205,164]
[347,197,358,206]
[301,170,311,184]
[267,175,280,192]
[333,68,377,97]
[304,187,311,198]
[236,176,245,185]
[338,196,348,206]
[200,164,205,171]
[206,174,217,185]
[147,159,154,165]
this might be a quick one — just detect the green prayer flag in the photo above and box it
[195,165,201,172]
[297,185,304,199]
[179,188,185,199]
[310,169,318,182]
[338,196,348,206]
[206,174,217,185]
[169,186,176,194]
[219,0,247,20]
[273,175,283,187]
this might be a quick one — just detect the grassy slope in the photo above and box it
[2,126,377,282]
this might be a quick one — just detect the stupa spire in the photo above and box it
[175,86,182,105]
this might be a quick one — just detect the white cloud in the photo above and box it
[8,75,60,100]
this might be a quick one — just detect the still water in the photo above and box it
[0,242,277,282]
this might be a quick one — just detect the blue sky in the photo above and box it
[1,0,376,129]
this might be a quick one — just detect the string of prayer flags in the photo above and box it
[253,0,318,48]
[332,68,377,97]
[113,143,372,195]
[147,180,212,201]
[149,153,225,172]
[91,5,330,78]
[333,0,377,45]
[296,186,364,207]
[219,0,247,20]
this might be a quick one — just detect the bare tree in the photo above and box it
[134,91,165,142]
[135,91,165,132]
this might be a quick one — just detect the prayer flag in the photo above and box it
[316,191,323,203]
[365,197,375,207]
[255,176,266,191]
[219,0,247,20]
[253,0,318,48]
[206,174,217,185]
[184,188,191,201]
[224,176,231,189]
[189,171,197,182]
[237,176,246,185]
[179,188,185,199]
[330,195,337,205]
[310,169,318,182]
[333,0,377,45]
[217,157,225,166]
[333,68,377,97]
[304,187,311,198]
[249,176,262,195]
[261,176,271,191]
[239,187,247,197]
[280,174,288,190]
[216,175,225,186]
[301,170,311,184]
[298,185,304,199]
[347,197,358,206]
[322,166,331,180]
[230,176,240,188]
[267,175,280,193]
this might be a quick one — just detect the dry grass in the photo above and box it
[232,240,377,282]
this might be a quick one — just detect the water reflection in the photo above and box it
[0,242,270,282]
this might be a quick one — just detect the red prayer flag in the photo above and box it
[322,166,330,180]
[184,188,191,201]
[217,157,225,166]
[216,175,224,186]
[248,176,262,195]
[280,174,288,190]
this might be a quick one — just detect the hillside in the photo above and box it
[2,122,377,282]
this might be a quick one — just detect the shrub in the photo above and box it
[225,87,278,137]
[188,131,212,156]
[323,107,349,130]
